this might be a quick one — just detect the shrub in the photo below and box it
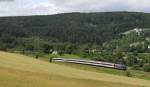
[143,63,150,72]
[125,71,132,77]
[132,65,140,70]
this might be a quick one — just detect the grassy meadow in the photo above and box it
[54,62,150,80]
[0,51,150,87]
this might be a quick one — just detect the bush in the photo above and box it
[0,43,7,51]
[143,63,150,72]
[132,65,140,70]
[125,71,132,77]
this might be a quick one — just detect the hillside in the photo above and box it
[0,12,150,74]
[1,12,150,50]
[103,28,150,51]
[0,51,150,87]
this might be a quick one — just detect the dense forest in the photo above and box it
[0,12,150,72]
[1,12,150,45]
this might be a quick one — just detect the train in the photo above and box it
[52,58,127,70]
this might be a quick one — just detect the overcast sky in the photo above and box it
[0,0,150,16]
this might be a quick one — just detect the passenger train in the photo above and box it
[52,58,127,70]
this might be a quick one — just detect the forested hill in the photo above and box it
[1,12,150,46]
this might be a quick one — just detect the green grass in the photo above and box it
[54,62,150,80]
[38,55,150,80]
[59,54,81,58]
[0,51,150,87]
[45,54,81,58]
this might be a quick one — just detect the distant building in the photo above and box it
[88,48,102,53]
[52,51,58,55]
[134,28,142,35]
[148,45,150,49]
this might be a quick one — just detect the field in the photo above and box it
[53,62,150,80]
[0,51,150,87]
